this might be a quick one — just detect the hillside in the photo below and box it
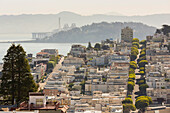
[0,11,169,34]
[38,22,156,43]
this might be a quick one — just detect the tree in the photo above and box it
[129,68,135,74]
[140,40,146,45]
[139,52,146,58]
[132,38,139,43]
[47,61,55,72]
[135,96,152,112]
[138,56,146,64]
[122,97,133,104]
[80,80,85,94]
[102,78,106,82]
[128,82,135,93]
[139,84,149,95]
[68,83,74,91]
[140,71,145,76]
[130,61,137,69]
[137,79,145,85]
[130,54,137,61]
[87,42,93,50]
[140,40,146,48]
[135,98,149,112]
[129,74,135,80]
[138,60,148,68]
[131,47,139,55]
[132,42,139,49]
[140,67,145,71]
[0,44,38,105]
[94,43,101,50]
[123,104,136,113]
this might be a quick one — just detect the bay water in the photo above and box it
[0,34,93,63]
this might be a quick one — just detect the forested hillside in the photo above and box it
[40,22,156,43]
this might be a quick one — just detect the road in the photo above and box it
[131,49,141,113]
[38,57,64,91]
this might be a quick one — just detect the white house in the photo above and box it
[29,92,46,108]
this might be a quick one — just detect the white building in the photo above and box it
[146,72,166,89]
[29,92,46,108]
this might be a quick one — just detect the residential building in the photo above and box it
[121,27,133,43]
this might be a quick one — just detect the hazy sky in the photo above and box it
[0,0,170,16]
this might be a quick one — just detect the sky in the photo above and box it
[0,0,170,16]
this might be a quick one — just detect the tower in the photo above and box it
[121,26,133,43]
[59,17,61,31]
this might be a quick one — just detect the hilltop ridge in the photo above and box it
[0,11,169,34]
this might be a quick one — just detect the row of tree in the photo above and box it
[87,42,110,51]
[128,38,140,94]
[123,38,140,112]
[135,40,152,112]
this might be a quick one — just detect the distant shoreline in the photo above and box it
[0,40,93,43]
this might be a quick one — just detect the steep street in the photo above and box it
[38,57,64,91]
[131,49,141,112]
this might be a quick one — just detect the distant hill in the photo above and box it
[0,11,169,34]
[37,22,156,43]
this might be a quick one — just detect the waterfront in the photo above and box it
[0,34,96,63]
[0,42,93,63]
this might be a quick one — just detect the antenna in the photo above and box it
[59,17,61,30]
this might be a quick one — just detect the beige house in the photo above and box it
[63,56,85,68]
[147,88,170,104]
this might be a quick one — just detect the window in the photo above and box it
[36,99,43,107]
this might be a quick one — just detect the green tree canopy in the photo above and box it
[139,52,146,58]
[130,61,137,69]
[135,96,152,112]
[123,104,136,113]
[122,97,133,104]
[80,80,86,94]
[129,68,135,74]
[137,79,146,85]
[47,61,55,70]
[139,84,149,95]
[94,43,101,50]
[128,82,135,92]
[132,42,139,49]
[140,71,145,75]
[130,54,137,61]
[132,38,139,43]
[140,40,146,45]
[139,60,148,67]
[0,44,38,105]
[135,97,149,112]
[129,75,135,80]
[140,67,145,71]
[87,42,93,50]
